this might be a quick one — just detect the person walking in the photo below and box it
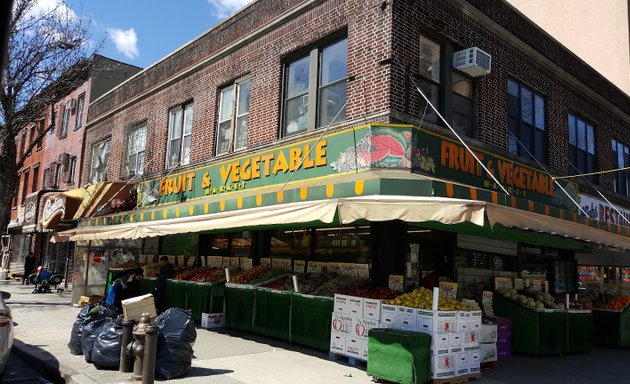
[154,256,174,313]
[22,252,35,285]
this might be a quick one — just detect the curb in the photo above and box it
[12,339,74,384]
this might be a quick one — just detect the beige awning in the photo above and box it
[486,203,630,250]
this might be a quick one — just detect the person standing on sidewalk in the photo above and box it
[22,252,35,285]
[154,256,174,313]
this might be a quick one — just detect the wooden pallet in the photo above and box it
[433,373,482,384]
[328,352,367,368]
[481,361,497,370]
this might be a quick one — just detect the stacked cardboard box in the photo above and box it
[330,294,380,361]
[496,317,512,359]
[480,323,498,363]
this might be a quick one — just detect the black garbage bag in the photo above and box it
[92,318,123,369]
[81,318,112,363]
[68,303,118,355]
[154,308,197,379]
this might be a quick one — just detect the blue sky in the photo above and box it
[62,0,254,69]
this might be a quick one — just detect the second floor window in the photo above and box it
[67,156,77,184]
[36,120,44,150]
[508,79,546,164]
[43,168,51,189]
[125,124,147,178]
[568,114,597,183]
[75,93,85,130]
[54,163,62,188]
[60,102,71,138]
[166,103,193,169]
[90,138,112,184]
[216,77,251,155]
[282,37,347,136]
[21,170,29,203]
[31,165,39,191]
[612,139,630,196]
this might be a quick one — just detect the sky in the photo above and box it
[61,0,254,69]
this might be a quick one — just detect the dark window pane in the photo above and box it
[569,146,577,165]
[521,125,533,154]
[577,119,586,150]
[534,95,545,130]
[521,87,533,125]
[587,125,595,155]
[419,36,441,83]
[318,81,346,127]
[534,128,545,163]
[287,56,310,98]
[320,39,347,86]
[568,115,576,145]
[285,96,309,135]
[452,72,472,98]
[452,113,472,137]
[508,80,519,97]
[418,80,440,124]
[508,94,519,118]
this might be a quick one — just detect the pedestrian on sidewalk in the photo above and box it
[22,252,35,285]
[154,256,173,313]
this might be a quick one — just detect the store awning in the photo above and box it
[486,203,630,251]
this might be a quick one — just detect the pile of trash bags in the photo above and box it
[67,304,197,378]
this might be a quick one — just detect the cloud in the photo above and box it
[27,0,76,22]
[107,28,139,59]
[208,0,253,18]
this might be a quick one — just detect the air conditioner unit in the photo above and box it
[66,98,77,110]
[453,47,492,77]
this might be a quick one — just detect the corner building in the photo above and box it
[70,0,629,315]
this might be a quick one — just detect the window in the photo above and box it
[507,79,546,164]
[31,165,39,191]
[75,93,85,130]
[452,71,473,136]
[36,120,44,150]
[21,169,29,203]
[67,156,77,184]
[166,103,193,169]
[60,102,70,138]
[19,132,26,156]
[125,124,147,177]
[418,35,441,125]
[568,114,597,183]
[612,139,630,196]
[43,168,51,189]
[54,163,62,188]
[216,77,251,155]
[90,138,112,184]
[282,37,347,136]
[29,125,36,145]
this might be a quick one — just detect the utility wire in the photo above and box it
[552,166,630,180]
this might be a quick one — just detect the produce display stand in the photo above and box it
[224,284,256,331]
[290,293,334,352]
[493,295,567,355]
[367,328,431,384]
[166,279,189,309]
[252,287,292,341]
[187,282,213,322]
[104,267,143,296]
[592,307,630,347]
[567,310,592,353]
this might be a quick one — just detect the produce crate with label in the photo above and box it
[592,295,630,347]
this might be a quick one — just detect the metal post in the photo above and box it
[120,319,135,373]
[132,336,144,380]
[141,324,158,384]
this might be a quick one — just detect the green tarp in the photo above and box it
[224,286,255,331]
[592,309,630,347]
[289,293,334,351]
[253,288,292,341]
[567,311,592,353]
[367,328,431,384]
[166,279,189,309]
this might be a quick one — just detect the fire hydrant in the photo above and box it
[127,313,158,383]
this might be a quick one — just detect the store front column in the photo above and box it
[370,221,406,287]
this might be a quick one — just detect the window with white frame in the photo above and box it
[612,139,630,196]
[60,102,71,138]
[216,78,251,155]
[90,138,111,184]
[282,37,347,136]
[166,103,193,169]
[67,156,77,184]
[125,123,147,178]
[75,93,85,130]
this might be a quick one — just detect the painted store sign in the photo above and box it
[137,125,413,207]
[411,128,578,210]
[579,194,630,228]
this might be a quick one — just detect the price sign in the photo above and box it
[439,282,458,299]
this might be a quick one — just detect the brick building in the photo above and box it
[69,0,629,304]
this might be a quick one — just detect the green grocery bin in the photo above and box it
[138,278,156,295]
[367,329,431,384]
[166,279,189,309]
[493,295,567,355]
[188,282,212,322]
[567,311,592,352]
[592,308,630,347]
[210,283,225,313]
[252,288,292,341]
[224,286,255,331]
[290,293,333,351]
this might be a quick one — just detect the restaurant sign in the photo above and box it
[579,194,630,228]
[411,128,578,210]
[137,125,413,207]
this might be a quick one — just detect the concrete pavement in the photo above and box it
[5,280,630,384]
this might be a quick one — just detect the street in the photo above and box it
[2,352,54,384]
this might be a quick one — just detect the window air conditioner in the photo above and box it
[453,47,492,77]
[66,98,77,110]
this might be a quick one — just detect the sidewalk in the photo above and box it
[6,280,630,384]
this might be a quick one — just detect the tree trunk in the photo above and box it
[0,132,19,233]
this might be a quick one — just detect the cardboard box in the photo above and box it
[431,354,456,379]
[449,332,463,347]
[345,337,368,358]
[78,295,101,307]
[334,294,350,315]
[480,324,498,343]
[348,296,364,317]
[456,319,470,332]
[352,317,380,339]
[396,306,416,330]
[201,312,224,329]
[417,310,457,334]
[479,342,497,363]
[463,329,481,345]
[363,299,382,321]
[331,312,354,335]
[380,304,398,328]
[467,345,481,373]
[470,310,482,326]
[431,333,450,350]
[330,332,346,353]
[121,294,156,321]
[456,350,469,371]
[431,346,462,356]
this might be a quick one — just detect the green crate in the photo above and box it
[567,311,592,352]
[138,278,155,296]
[166,279,189,309]
[187,282,212,322]
[493,295,567,355]
[224,287,255,331]
[593,309,630,347]
[252,288,292,341]
[367,328,431,384]
[290,293,334,351]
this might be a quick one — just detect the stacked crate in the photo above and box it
[479,323,498,365]
[330,294,380,362]
[496,317,512,359]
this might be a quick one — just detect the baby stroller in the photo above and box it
[29,266,64,293]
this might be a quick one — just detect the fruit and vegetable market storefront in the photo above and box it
[58,124,630,357]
